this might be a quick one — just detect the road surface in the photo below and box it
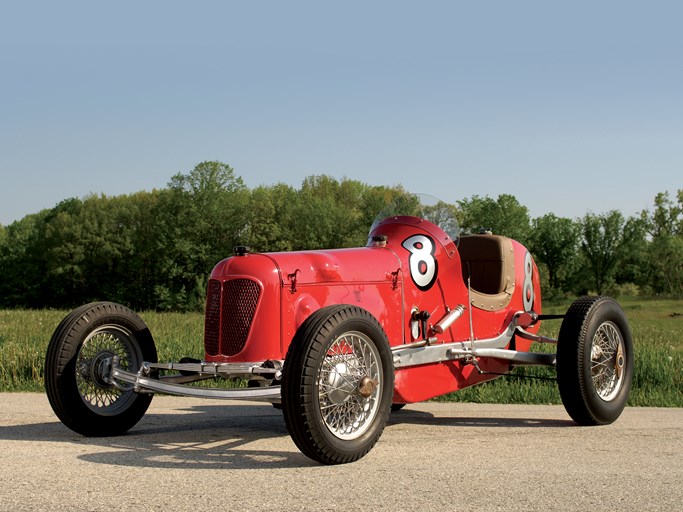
[0,393,681,511]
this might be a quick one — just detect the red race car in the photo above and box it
[45,198,634,464]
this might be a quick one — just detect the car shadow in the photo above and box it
[0,403,317,470]
[1,402,575,470]
[387,407,576,428]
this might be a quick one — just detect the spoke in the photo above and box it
[320,402,345,412]
[592,359,614,371]
[320,366,359,390]
[320,380,353,397]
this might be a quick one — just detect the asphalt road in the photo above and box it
[0,393,681,512]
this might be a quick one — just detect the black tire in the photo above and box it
[281,305,394,465]
[44,302,158,436]
[556,296,633,425]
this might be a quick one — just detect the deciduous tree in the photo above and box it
[530,214,580,292]
[458,194,531,244]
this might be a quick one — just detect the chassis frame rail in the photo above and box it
[106,358,282,402]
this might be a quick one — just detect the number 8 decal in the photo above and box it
[403,235,438,291]
[523,251,535,312]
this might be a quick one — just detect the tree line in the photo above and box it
[1,161,681,311]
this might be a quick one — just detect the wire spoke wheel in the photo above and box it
[282,305,394,465]
[557,296,633,426]
[45,302,157,436]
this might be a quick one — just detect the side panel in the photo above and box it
[280,281,404,355]
[274,247,405,353]
[392,359,511,403]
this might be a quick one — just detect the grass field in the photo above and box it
[0,297,681,406]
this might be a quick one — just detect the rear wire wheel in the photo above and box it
[45,302,157,436]
[282,305,394,464]
[556,296,633,425]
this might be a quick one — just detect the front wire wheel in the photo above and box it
[557,296,633,425]
[282,305,394,465]
[45,302,157,436]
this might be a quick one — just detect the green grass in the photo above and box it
[0,309,206,393]
[1,297,681,407]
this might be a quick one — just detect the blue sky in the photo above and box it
[1,1,681,226]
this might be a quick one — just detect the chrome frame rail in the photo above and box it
[106,358,282,402]
[392,310,559,369]
[146,361,282,380]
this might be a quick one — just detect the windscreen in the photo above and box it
[369,194,461,245]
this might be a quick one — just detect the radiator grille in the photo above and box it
[204,278,261,357]
[204,280,222,356]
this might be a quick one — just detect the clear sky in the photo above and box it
[1,1,681,226]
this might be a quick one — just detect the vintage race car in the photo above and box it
[45,200,634,464]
